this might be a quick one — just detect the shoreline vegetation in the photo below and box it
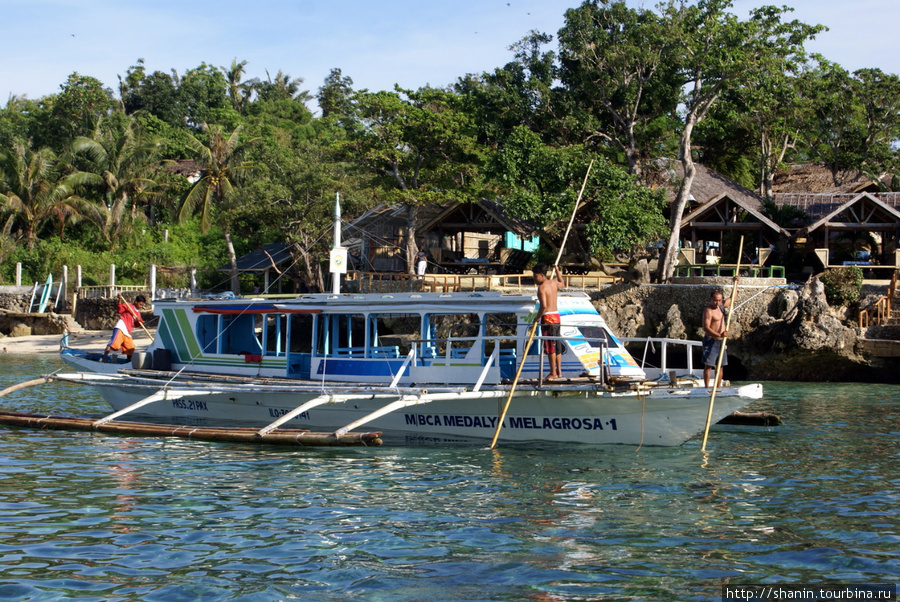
[3,3,897,297]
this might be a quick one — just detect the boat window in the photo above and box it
[424,313,481,358]
[579,326,614,348]
[484,312,519,355]
[369,313,418,358]
[220,314,264,355]
[196,314,219,353]
[288,314,313,353]
[315,313,366,357]
[265,314,287,356]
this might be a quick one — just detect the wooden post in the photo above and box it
[61,265,68,312]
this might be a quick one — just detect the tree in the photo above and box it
[120,63,184,127]
[0,95,51,151]
[254,70,311,104]
[317,68,355,119]
[179,64,236,129]
[71,114,165,248]
[557,1,680,176]
[854,68,900,174]
[178,124,256,293]
[237,129,364,293]
[222,59,253,114]
[0,140,94,248]
[655,0,822,281]
[454,31,561,147]
[343,86,483,272]
[792,61,900,185]
[47,73,115,147]
[490,126,666,261]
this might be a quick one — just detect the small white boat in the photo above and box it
[58,291,762,446]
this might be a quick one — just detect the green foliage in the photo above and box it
[580,161,668,256]
[491,127,666,259]
[0,9,894,290]
[792,61,900,183]
[46,73,115,147]
[1,219,228,289]
[557,1,681,174]
[820,266,864,306]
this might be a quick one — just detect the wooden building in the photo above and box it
[773,164,900,271]
[664,164,790,265]
[342,200,537,274]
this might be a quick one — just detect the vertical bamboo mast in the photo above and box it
[700,235,743,452]
[489,160,594,450]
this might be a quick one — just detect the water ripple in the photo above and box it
[0,359,898,599]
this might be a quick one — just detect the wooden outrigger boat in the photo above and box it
[48,290,764,446]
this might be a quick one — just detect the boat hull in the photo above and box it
[58,373,761,446]
[61,349,126,374]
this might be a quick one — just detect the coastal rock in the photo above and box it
[9,323,32,337]
[628,259,651,285]
[591,275,884,381]
[656,304,686,340]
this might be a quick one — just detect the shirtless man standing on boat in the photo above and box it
[702,288,732,390]
[533,263,564,381]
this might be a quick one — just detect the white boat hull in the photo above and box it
[61,349,127,374]
[54,372,761,446]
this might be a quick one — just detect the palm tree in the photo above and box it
[0,140,93,249]
[222,59,253,113]
[178,124,256,293]
[255,70,311,103]
[71,117,165,248]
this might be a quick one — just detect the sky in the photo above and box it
[2,0,899,113]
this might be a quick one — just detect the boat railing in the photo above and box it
[414,329,613,384]
[620,337,702,378]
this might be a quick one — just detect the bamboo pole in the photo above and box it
[117,293,154,342]
[700,235,744,452]
[0,378,47,399]
[489,160,594,449]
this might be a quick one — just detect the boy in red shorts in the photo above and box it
[102,295,146,363]
[532,264,564,381]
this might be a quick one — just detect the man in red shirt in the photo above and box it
[102,295,146,363]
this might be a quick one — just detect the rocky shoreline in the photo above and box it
[592,277,898,383]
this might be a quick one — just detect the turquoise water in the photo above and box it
[0,355,897,601]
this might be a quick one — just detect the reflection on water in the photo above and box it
[0,356,898,600]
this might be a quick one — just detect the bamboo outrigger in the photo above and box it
[0,377,382,446]
[0,409,382,446]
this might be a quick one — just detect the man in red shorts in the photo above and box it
[102,295,146,363]
[532,264,564,381]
